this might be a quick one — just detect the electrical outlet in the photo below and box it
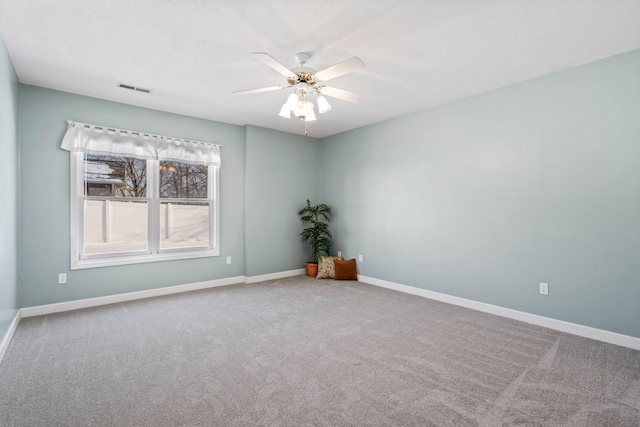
[226,256,231,265]
[58,273,67,284]
[337,251,341,257]
[358,254,363,262]
[540,282,549,295]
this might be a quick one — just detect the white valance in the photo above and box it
[60,121,221,166]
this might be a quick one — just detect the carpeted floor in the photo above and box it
[1,276,638,426]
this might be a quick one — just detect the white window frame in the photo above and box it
[70,152,219,270]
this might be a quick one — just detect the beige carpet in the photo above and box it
[1,276,638,426]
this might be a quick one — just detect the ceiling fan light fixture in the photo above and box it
[316,95,331,114]
[235,52,364,133]
[278,104,291,118]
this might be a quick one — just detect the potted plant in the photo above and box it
[298,199,332,277]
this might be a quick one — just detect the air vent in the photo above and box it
[118,83,152,94]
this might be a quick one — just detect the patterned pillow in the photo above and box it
[316,256,342,279]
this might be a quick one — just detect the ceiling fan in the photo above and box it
[234,52,365,124]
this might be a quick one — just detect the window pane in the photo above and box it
[160,201,209,249]
[83,200,148,255]
[159,161,207,199]
[84,154,147,197]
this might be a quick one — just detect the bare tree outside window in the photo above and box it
[159,161,207,199]
[122,157,147,197]
[84,154,147,197]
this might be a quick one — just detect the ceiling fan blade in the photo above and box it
[320,86,364,103]
[233,85,289,95]
[314,57,365,81]
[252,52,297,78]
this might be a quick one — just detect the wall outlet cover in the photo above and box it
[540,282,549,295]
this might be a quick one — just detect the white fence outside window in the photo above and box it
[84,200,209,252]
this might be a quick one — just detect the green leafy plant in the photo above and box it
[298,199,332,263]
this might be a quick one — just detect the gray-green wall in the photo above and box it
[0,35,19,342]
[18,86,244,306]
[17,86,319,307]
[244,125,318,277]
[320,50,640,338]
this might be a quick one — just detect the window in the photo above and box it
[63,121,220,269]
[158,160,211,250]
[83,155,149,256]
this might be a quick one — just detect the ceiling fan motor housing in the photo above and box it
[287,52,319,86]
[288,72,318,86]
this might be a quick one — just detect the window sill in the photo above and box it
[70,249,219,270]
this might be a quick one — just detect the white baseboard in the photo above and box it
[20,276,245,318]
[13,271,637,354]
[19,270,307,319]
[358,275,640,351]
[244,269,305,284]
[0,310,21,365]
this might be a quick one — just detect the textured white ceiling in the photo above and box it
[1,0,639,138]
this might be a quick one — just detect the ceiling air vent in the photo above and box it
[118,83,152,94]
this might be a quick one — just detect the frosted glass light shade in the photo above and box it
[293,101,314,119]
[316,95,331,114]
[278,104,291,118]
[286,93,298,110]
[305,109,317,121]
